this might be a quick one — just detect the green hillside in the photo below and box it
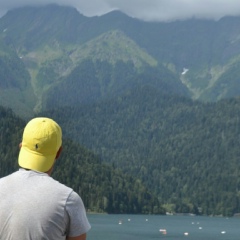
[0,5,189,117]
[1,4,240,217]
[0,5,240,118]
[0,4,88,49]
[44,59,188,110]
[0,38,36,118]
[0,105,164,214]
[69,30,158,68]
[200,60,240,101]
[41,86,240,216]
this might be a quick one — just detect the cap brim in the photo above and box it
[18,146,55,172]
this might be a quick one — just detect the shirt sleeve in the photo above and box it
[65,191,91,237]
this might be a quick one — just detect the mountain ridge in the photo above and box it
[0,5,240,116]
[1,5,240,216]
[0,5,189,117]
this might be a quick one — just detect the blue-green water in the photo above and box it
[87,214,239,240]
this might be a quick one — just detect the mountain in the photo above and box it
[40,86,240,216]
[68,30,158,67]
[0,5,88,48]
[0,5,240,118]
[1,4,240,216]
[43,58,188,110]
[0,105,164,214]
[0,5,188,118]
[1,5,240,118]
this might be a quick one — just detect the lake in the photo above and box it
[87,214,239,240]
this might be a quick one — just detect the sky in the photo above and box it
[1,0,240,22]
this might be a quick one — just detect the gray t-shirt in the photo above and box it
[0,169,91,240]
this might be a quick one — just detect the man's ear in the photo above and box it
[19,142,22,149]
[56,146,62,159]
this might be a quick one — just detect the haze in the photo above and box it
[1,0,240,22]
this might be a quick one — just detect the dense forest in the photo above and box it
[44,59,189,110]
[1,90,240,216]
[40,87,240,217]
[0,106,164,214]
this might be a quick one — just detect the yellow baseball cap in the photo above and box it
[18,117,62,172]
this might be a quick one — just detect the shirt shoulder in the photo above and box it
[65,191,91,237]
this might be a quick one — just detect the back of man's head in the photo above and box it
[18,117,62,172]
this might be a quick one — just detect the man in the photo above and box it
[0,117,91,240]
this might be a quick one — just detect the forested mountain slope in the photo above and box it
[1,4,240,217]
[41,86,240,216]
[0,106,163,214]
[44,59,189,110]
[0,5,188,118]
[0,5,240,118]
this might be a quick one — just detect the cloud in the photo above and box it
[1,0,240,22]
[103,0,240,21]
[0,0,115,17]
